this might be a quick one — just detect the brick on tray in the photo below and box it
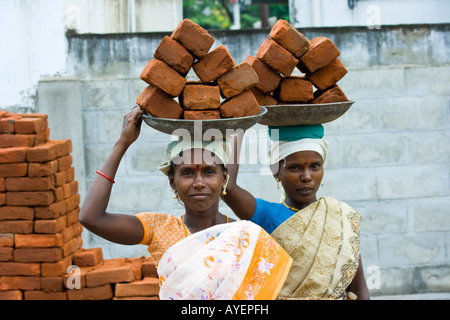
[183,110,221,120]
[193,45,235,83]
[276,76,314,103]
[220,90,261,118]
[137,86,183,119]
[140,59,187,97]
[298,37,340,74]
[217,62,260,99]
[308,58,348,91]
[180,82,221,110]
[269,19,310,59]
[244,55,281,94]
[313,85,349,104]
[154,36,194,75]
[171,18,215,59]
[257,38,299,77]
[250,87,278,106]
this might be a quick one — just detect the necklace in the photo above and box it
[181,214,229,237]
[282,200,300,212]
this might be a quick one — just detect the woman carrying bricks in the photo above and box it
[223,125,370,300]
[79,106,292,300]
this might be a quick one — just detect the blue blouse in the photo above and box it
[249,198,296,234]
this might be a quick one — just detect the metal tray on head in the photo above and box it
[258,101,355,126]
[142,106,267,136]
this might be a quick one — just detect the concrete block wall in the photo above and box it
[35,24,449,296]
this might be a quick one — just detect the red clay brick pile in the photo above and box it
[0,112,159,300]
[137,18,262,120]
[250,19,349,106]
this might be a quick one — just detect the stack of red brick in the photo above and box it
[137,18,261,120]
[0,112,160,300]
[249,19,349,106]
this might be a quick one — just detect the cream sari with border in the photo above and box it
[271,196,362,299]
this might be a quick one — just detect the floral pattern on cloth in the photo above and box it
[271,196,362,300]
[157,221,293,300]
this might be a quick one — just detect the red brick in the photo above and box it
[85,259,137,287]
[171,18,215,59]
[24,290,67,300]
[34,216,66,234]
[276,76,314,103]
[0,233,14,247]
[0,134,36,148]
[0,247,14,261]
[257,38,299,77]
[154,36,194,75]
[65,167,75,183]
[67,284,113,300]
[193,45,235,83]
[244,55,281,93]
[63,236,82,257]
[137,86,183,119]
[34,200,67,219]
[61,222,83,243]
[41,256,73,277]
[55,185,65,202]
[28,160,58,177]
[115,277,160,297]
[250,87,278,106]
[0,116,17,134]
[269,19,310,58]
[0,206,34,221]
[0,193,4,206]
[0,262,41,276]
[141,259,158,278]
[0,178,4,192]
[181,83,221,110]
[0,147,28,164]
[6,176,55,192]
[140,59,186,97]
[308,58,347,91]
[313,85,349,104]
[54,170,67,187]
[299,37,340,73]
[0,221,33,234]
[73,248,104,267]
[15,234,64,248]
[217,62,260,99]
[14,247,63,263]
[220,91,261,118]
[0,276,41,291]
[41,276,64,292]
[0,290,22,300]
[27,140,70,163]
[0,163,27,178]
[183,110,221,120]
[66,207,80,226]
[57,155,73,171]
[6,191,54,206]
[14,117,47,134]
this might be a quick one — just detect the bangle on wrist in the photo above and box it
[96,170,115,184]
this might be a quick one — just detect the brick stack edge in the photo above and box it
[0,112,159,300]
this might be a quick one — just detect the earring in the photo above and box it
[276,178,280,189]
[172,189,178,199]
[222,185,227,196]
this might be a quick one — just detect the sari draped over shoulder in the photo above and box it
[157,221,293,300]
[270,196,362,299]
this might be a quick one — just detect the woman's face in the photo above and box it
[169,149,227,212]
[276,150,324,208]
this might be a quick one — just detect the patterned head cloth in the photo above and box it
[158,138,231,176]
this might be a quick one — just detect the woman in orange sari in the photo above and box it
[79,106,292,300]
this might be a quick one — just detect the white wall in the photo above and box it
[290,0,450,28]
[0,0,66,111]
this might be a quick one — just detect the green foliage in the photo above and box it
[182,0,289,30]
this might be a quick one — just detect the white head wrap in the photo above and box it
[270,138,329,165]
[158,138,231,176]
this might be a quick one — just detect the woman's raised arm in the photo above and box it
[79,106,145,245]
